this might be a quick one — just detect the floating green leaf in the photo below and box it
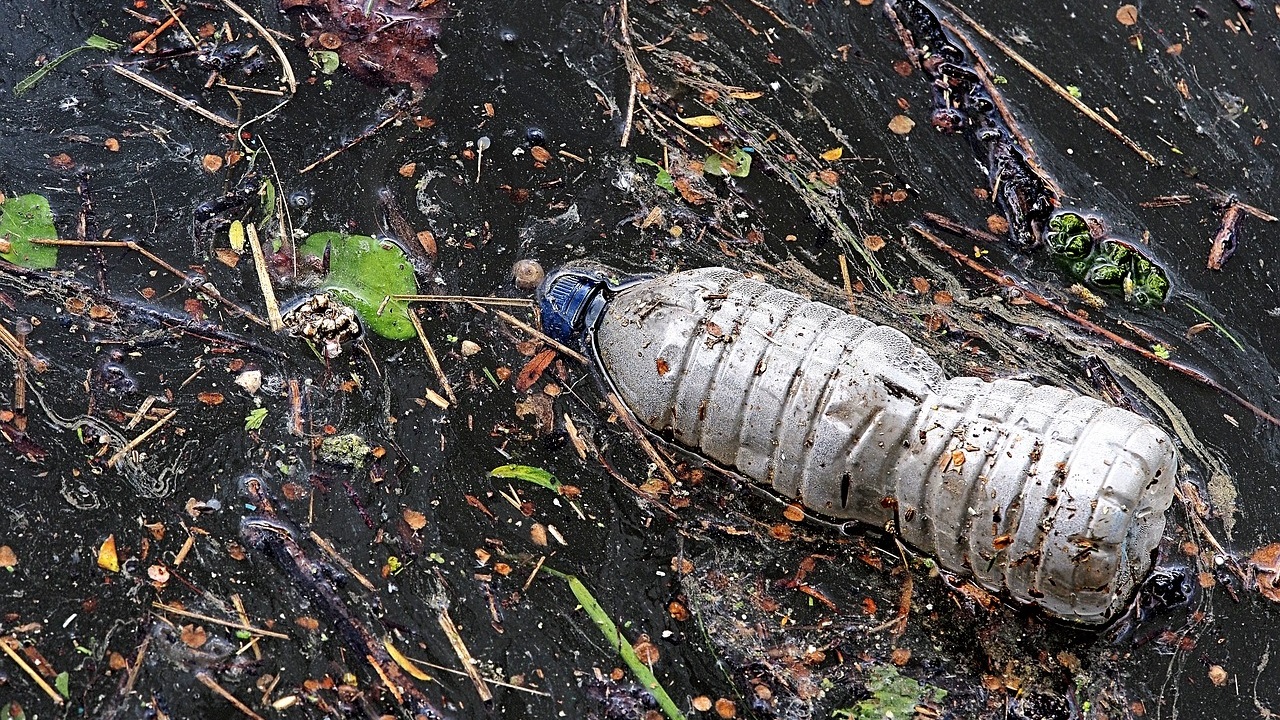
[55,671,70,699]
[15,35,121,96]
[245,407,269,431]
[298,231,419,340]
[0,194,59,269]
[542,568,686,720]
[635,157,675,193]
[833,665,947,720]
[309,50,341,75]
[703,147,752,178]
[489,464,563,494]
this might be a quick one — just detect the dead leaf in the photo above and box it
[1208,665,1228,687]
[632,634,660,665]
[0,545,15,568]
[179,625,208,649]
[1116,4,1139,26]
[887,114,916,135]
[398,162,417,177]
[98,535,120,572]
[783,503,805,522]
[201,154,224,173]
[530,146,552,163]
[679,115,722,128]
[729,90,763,100]
[911,277,931,294]
[384,637,433,680]
[986,214,1010,234]
[820,147,843,161]
[1250,543,1280,602]
[515,348,557,392]
[864,234,886,251]
[197,392,224,405]
[403,508,427,530]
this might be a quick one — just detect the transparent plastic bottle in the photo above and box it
[539,264,1178,625]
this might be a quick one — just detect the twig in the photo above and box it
[0,318,47,372]
[940,18,1064,198]
[617,0,642,147]
[111,65,238,128]
[911,221,1280,427]
[31,238,268,326]
[309,531,377,591]
[922,211,1005,245]
[837,254,856,312]
[404,657,551,696]
[196,672,266,720]
[217,80,287,97]
[935,0,1161,166]
[299,112,403,174]
[246,223,284,331]
[605,391,680,488]
[107,408,178,467]
[406,308,457,405]
[365,655,404,704]
[157,0,199,49]
[392,294,533,308]
[643,105,736,163]
[1207,203,1244,270]
[522,555,547,592]
[0,637,64,705]
[130,13,179,53]
[152,602,290,639]
[493,309,588,364]
[743,0,802,33]
[437,606,493,703]
[221,0,296,92]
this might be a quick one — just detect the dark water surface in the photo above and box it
[0,0,1277,718]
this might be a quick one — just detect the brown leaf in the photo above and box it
[530,145,552,163]
[515,348,557,392]
[403,508,427,530]
[1208,665,1228,687]
[284,0,445,89]
[398,162,417,177]
[887,114,916,135]
[201,154,224,173]
[197,392,224,405]
[782,503,805,522]
[1116,4,1139,26]
[910,277,931,294]
[655,358,670,376]
[986,214,1010,234]
[714,698,737,718]
[864,234,886,252]
[0,545,15,568]
[49,153,75,170]
[632,634,660,665]
[179,625,208,649]
[1250,543,1280,602]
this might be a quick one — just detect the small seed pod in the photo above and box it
[512,259,545,290]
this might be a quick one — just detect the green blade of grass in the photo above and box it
[1185,302,1246,352]
[15,36,121,96]
[543,567,687,720]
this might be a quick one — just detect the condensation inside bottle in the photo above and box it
[580,267,1177,625]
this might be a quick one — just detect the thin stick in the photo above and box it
[299,112,403,174]
[221,0,296,92]
[644,106,735,163]
[366,655,403,704]
[911,221,1280,427]
[437,607,493,703]
[107,408,178,467]
[404,657,551,696]
[0,319,46,372]
[32,238,268,326]
[522,555,547,592]
[130,13,178,53]
[217,81,287,97]
[230,594,262,661]
[393,294,534,308]
[157,0,199,49]
[196,672,266,720]
[1207,203,1244,270]
[246,223,284,331]
[309,531,377,591]
[111,65,238,128]
[935,0,1161,166]
[0,637,64,705]
[940,18,1064,197]
[13,325,27,431]
[152,602,290,639]
[605,391,680,488]
[837,254,856,312]
[617,0,640,147]
[407,308,458,405]
[493,309,588,364]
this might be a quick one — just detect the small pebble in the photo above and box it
[461,340,481,356]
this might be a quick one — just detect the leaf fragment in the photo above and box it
[383,637,433,681]
[679,115,722,128]
[489,464,563,494]
[97,535,120,572]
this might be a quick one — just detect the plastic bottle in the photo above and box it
[538,264,1178,625]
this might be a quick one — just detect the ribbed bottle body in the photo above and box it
[592,267,1176,624]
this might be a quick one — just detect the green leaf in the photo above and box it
[635,157,675,192]
[1151,343,1170,360]
[542,568,687,720]
[489,464,562,494]
[0,194,59,269]
[245,407,269,431]
[55,671,70,699]
[298,232,420,340]
[259,179,277,229]
[15,35,121,96]
[309,50,341,75]
[703,147,752,178]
